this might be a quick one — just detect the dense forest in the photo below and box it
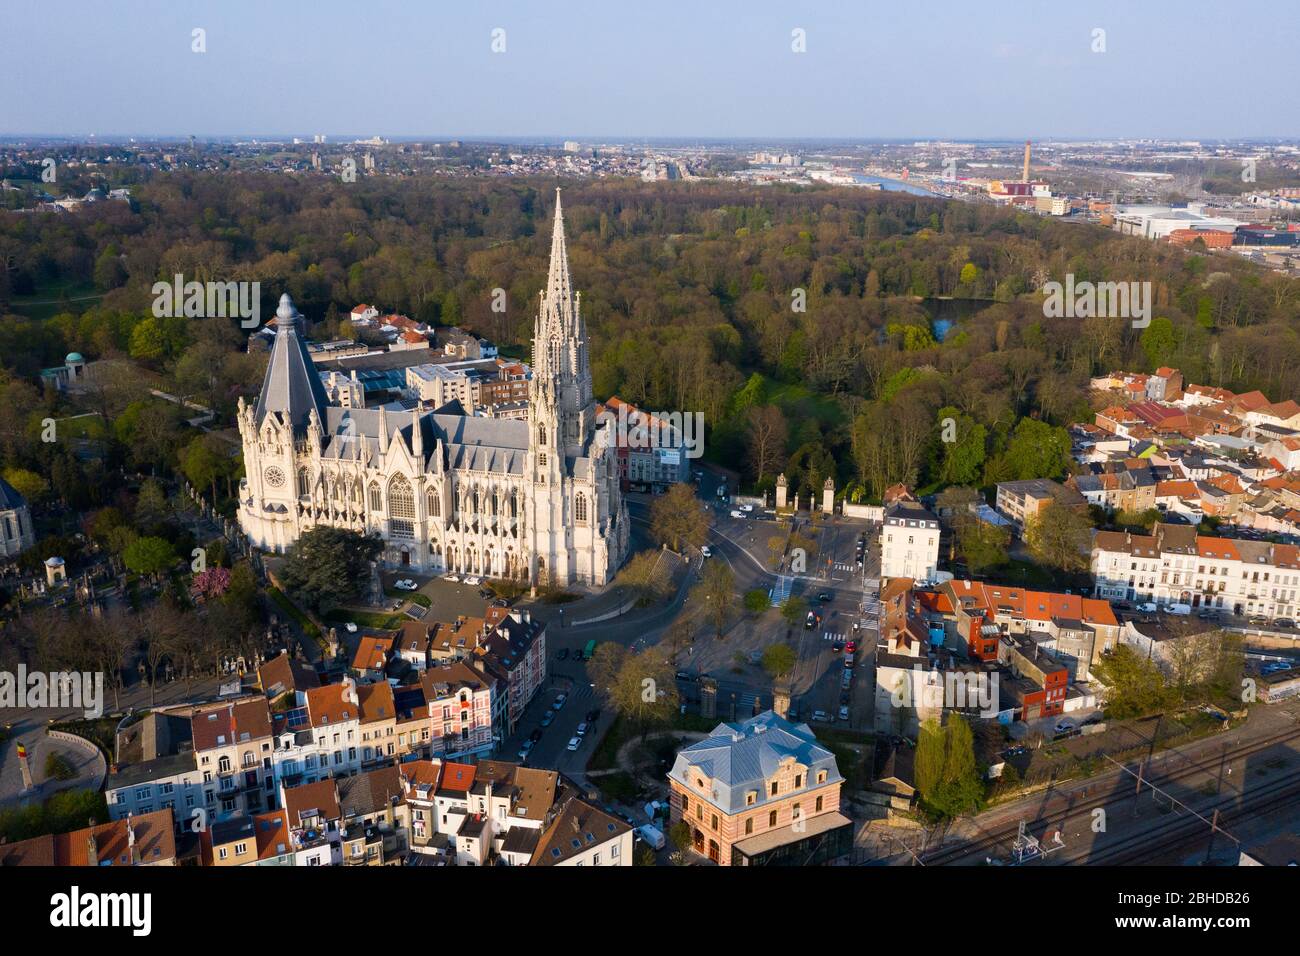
[2,174,1298,505]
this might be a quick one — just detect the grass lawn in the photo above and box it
[7,279,103,320]
[325,608,404,630]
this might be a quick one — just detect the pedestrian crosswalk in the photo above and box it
[833,563,858,572]
[770,575,793,605]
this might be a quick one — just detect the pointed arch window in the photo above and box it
[368,482,382,513]
[388,476,415,520]
[427,489,441,518]
[297,468,310,497]
[538,426,547,447]
[388,475,414,538]
[575,493,588,523]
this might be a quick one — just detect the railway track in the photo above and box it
[921,722,1300,866]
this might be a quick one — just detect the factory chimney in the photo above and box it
[1022,140,1032,183]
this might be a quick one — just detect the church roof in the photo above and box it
[0,476,27,510]
[254,294,330,435]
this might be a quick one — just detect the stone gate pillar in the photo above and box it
[822,477,835,515]
[775,474,788,510]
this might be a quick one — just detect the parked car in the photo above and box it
[344,622,358,633]
[394,579,418,591]
[540,712,554,728]
[700,545,712,558]
[442,574,460,583]
[1277,618,1296,629]
[729,510,745,519]
[739,503,754,513]
[586,709,601,723]
[566,736,582,752]
[1135,602,1158,613]
[576,722,589,736]
[553,694,568,710]
[516,740,534,760]
[675,671,695,682]
[811,710,830,722]
[1250,615,1271,626]
[838,705,850,721]
[463,575,482,587]
[556,648,569,661]
[529,728,544,743]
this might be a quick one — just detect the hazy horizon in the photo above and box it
[3,0,1297,140]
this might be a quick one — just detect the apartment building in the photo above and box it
[419,661,497,760]
[1092,522,1300,620]
[667,711,852,866]
[191,698,277,822]
[995,478,1086,530]
[880,500,941,583]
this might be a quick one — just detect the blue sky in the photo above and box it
[3,0,1295,140]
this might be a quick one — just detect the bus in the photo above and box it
[582,639,597,661]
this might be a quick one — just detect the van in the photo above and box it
[637,824,666,850]
[1165,603,1192,616]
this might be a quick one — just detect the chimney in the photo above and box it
[86,830,98,866]
[127,816,138,864]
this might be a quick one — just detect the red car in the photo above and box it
[845,641,857,654]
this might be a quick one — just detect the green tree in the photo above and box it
[761,643,797,679]
[2,467,49,504]
[743,589,771,614]
[1091,644,1172,719]
[1024,500,1092,572]
[277,527,383,613]
[689,559,736,639]
[649,482,712,552]
[1000,419,1072,481]
[123,536,177,579]
[780,595,808,627]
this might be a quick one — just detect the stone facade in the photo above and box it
[235,192,629,586]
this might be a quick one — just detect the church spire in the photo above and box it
[545,188,572,310]
[254,293,329,436]
[530,188,595,457]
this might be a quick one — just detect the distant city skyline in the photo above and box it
[4,0,1297,140]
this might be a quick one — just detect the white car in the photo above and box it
[739,504,754,513]
[566,736,581,752]
[463,575,482,586]
[838,705,850,721]
[344,622,358,633]
[700,545,712,558]
[729,510,745,519]
[811,710,830,722]
[576,722,589,736]
[516,740,534,760]
[442,574,460,583]
[394,579,418,591]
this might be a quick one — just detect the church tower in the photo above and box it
[530,189,596,458]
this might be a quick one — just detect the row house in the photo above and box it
[941,579,1119,680]
[1091,521,1300,620]
[271,678,364,788]
[351,634,396,683]
[280,778,344,867]
[191,698,277,822]
[473,608,547,736]
[419,661,497,759]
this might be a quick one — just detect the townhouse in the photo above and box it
[880,498,941,584]
[191,698,277,822]
[1092,521,1300,620]
[419,660,498,759]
